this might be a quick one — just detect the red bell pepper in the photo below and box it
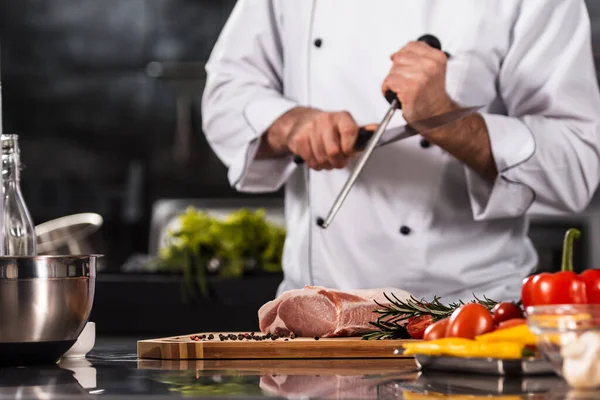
[522,228,591,308]
[581,268,600,304]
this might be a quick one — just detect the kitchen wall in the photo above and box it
[0,0,271,268]
[1,1,600,269]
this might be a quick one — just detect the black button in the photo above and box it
[420,139,431,148]
[316,217,325,227]
[400,226,411,235]
[314,38,323,48]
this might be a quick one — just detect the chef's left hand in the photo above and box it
[382,41,456,123]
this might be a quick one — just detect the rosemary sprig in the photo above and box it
[362,293,499,340]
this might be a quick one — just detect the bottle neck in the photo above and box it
[2,153,21,184]
[2,135,21,184]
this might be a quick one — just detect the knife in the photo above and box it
[292,105,482,164]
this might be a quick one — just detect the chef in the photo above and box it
[201,0,600,303]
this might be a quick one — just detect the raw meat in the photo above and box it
[258,285,413,337]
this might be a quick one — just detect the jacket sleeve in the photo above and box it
[201,0,298,193]
[465,0,600,219]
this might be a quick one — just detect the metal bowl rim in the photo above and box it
[0,255,103,279]
[0,254,104,260]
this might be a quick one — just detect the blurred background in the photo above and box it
[1,0,600,336]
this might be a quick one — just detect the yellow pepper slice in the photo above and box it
[403,393,522,400]
[475,324,537,346]
[402,338,524,359]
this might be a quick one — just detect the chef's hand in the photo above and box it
[261,107,364,171]
[382,41,456,123]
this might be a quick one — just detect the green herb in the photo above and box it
[154,207,286,299]
[362,293,498,340]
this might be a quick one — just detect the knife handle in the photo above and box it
[293,128,375,165]
[385,34,446,110]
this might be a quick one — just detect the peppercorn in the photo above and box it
[290,333,297,339]
[285,339,289,342]
[208,334,214,340]
[232,336,238,341]
[194,337,199,341]
[189,335,195,340]
[238,334,244,340]
[314,336,320,340]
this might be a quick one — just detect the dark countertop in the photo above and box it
[0,336,588,399]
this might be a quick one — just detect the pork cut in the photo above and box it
[258,285,413,338]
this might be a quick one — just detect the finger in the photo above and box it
[310,116,331,167]
[321,118,347,169]
[288,129,315,166]
[382,74,419,105]
[390,49,422,65]
[336,112,359,157]
[403,41,447,61]
[391,43,447,66]
[390,67,429,87]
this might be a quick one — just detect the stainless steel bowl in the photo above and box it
[35,213,104,256]
[0,255,101,365]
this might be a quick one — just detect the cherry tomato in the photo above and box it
[496,318,527,330]
[521,276,535,309]
[445,303,495,339]
[423,318,449,341]
[492,302,524,324]
[406,315,433,339]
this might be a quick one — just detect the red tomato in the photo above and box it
[496,318,527,330]
[423,318,449,341]
[581,269,600,304]
[492,302,524,324]
[406,315,433,339]
[521,276,535,309]
[445,303,495,339]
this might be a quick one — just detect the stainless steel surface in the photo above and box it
[35,213,104,256]
[412,354,554,376]
[389,371,567,397]
[318,101,399,229]
[377,105,483,148]
[0,255,101,343]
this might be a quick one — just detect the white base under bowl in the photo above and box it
[63,322,95,359]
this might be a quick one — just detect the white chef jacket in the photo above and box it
[201,0,600,303]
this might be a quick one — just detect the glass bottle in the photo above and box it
[2,134,36,255]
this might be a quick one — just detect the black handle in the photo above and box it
[293,127,375,165]
[386,34,444,110]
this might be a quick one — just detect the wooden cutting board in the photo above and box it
[137,357,419,374]
[137,332,415,360]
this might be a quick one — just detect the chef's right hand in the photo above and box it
[285,107,362,171]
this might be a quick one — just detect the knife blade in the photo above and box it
[293,105,483,165]
[376,105,484,147]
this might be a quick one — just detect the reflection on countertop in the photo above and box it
[0,336,590,399]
